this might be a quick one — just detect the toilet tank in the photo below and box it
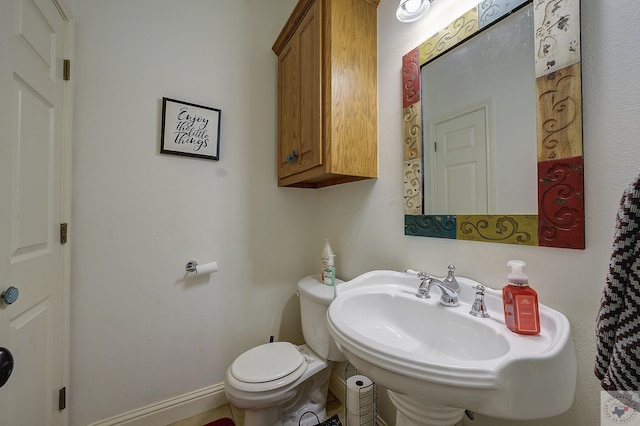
[297,276,346,361]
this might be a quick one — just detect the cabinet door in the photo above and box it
[277,39,300,178]
[297,1,322,173]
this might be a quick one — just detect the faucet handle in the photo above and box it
[405,269,428,280]
[447,264,456,276]
[470,285,490,318]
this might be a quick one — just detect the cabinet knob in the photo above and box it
[285,150,298,165]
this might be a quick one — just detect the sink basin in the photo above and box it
[340,291,510,362]
[327,270,576,425]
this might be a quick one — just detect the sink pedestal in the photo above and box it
[389,391,464,426]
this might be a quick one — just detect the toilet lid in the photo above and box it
[230,342,306,384]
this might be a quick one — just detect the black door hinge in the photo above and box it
[63,59,71,81]
[58,386,66,411]
[60,223,68,244]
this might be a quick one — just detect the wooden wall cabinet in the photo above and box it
[272,0,379,188]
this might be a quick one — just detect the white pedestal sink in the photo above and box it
[326,270,576,426]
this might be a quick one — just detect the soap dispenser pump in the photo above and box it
[502,260,540,335]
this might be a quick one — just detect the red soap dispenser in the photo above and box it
[502,260,540,335]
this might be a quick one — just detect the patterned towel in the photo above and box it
[595,174,640,390]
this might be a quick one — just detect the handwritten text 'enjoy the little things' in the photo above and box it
[173,107,209,151]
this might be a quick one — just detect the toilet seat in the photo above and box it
[229,342,307,391]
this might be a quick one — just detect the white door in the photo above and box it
[0,0,71,425]
[433,107,489,214]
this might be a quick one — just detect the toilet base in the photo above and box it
[243,407,281,426]
[282,365,331,425]
[240,362,332,426]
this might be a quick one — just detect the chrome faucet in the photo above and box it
[412,265,460,307]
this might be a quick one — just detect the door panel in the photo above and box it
[297,1,321,172]
[12,77,54,257]
[0,0,69,425]
[277,40,299,178]
[434,107,489,214]
[9,301,52,426]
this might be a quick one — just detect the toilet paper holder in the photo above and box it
[344,364,377,426]
[185,260,219,275]
[185,260,198,273]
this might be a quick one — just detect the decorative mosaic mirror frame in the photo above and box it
[402,0,583,249]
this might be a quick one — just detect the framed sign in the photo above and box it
[161,97,221,160]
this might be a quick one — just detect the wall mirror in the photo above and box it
[402,0,584,249]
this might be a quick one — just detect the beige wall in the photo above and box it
[70,1,303,424]
[69,0,640,425]
[317,0,640,424]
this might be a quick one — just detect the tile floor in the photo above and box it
[169,391,343,426]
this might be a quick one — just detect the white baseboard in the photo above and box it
[87,376,389,426]
[87,383,228,426]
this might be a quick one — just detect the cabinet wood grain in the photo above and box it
[273,0,379,188]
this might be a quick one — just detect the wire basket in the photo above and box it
[344,364,377,426]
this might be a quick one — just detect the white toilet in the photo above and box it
[224,276,345,426]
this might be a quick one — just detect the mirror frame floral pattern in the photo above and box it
[402,0,584,249]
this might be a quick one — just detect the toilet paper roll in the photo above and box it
[348,394,374,411]
[346,375,374,415]
[195,261,218,275]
